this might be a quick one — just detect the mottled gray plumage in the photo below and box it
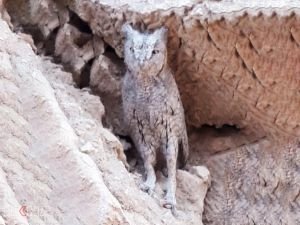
[121,24,189,211]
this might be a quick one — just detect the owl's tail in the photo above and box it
[178,130,189,168]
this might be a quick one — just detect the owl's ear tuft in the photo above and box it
[122,23,134,39]
[154,27,168,43]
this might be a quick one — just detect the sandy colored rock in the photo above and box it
[7,0,300,138]
[3,0,300,224]
[0,12,210,225]
[55,23,95,85]
[202,139,300,225]
[6,0,66,37]
[90,54,125,134]
[0,18,129,225]
[62,0,300,139]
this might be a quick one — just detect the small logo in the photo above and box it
[19,205,27,217]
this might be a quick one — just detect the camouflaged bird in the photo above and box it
[121,24,189,211]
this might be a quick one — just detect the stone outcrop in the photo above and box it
[0,17,127,225]
[0,7,210,225]
[63,0,300,140]
[3,0,300,224]
[6,0,300,139]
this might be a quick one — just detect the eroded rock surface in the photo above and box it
[0,18,127,225]
[7,0,300,138]
[204,140,300,225]
[3,0,300,224]
[0,10,210,225]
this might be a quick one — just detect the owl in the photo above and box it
[121,24,189,212]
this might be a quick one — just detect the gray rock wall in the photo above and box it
[3,0,300,224]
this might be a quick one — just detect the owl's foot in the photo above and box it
[139,181,155,196]
[161,195,178,216]
[161,195,176,209]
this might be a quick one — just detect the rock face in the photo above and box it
[2,0,300,225]
[0,4,210,225]
[58,0,300,139]
[0,17,127,225]
[7,0,300,138]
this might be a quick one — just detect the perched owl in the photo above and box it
[121,24,189,212]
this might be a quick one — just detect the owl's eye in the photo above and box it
[130,47,134,52]
[152,50,159,55]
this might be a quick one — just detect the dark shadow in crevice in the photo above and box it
[16,25,44,45]
[187,123,267,167]
[43,27,59,56]
[103,44,126,76]
[14,24,60,62]
[187,124,245,165]
[79,58,94,88]
[104,44,119,58]
[208,124,241,137]
[115,134,144,173]
[189,124,242,137]
[68,9,92,34]
[73,33,91,48]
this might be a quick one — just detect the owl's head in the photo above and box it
[122,24,168,76]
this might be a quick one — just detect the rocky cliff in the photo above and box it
[1,0,300,225]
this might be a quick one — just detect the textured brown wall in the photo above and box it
[175,13,300,139]
[6,0,300,139]
[65,1,300,139]
[5,1,300,224]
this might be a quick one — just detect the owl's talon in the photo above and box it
[161,198,178,216]
[139,182,155,196]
